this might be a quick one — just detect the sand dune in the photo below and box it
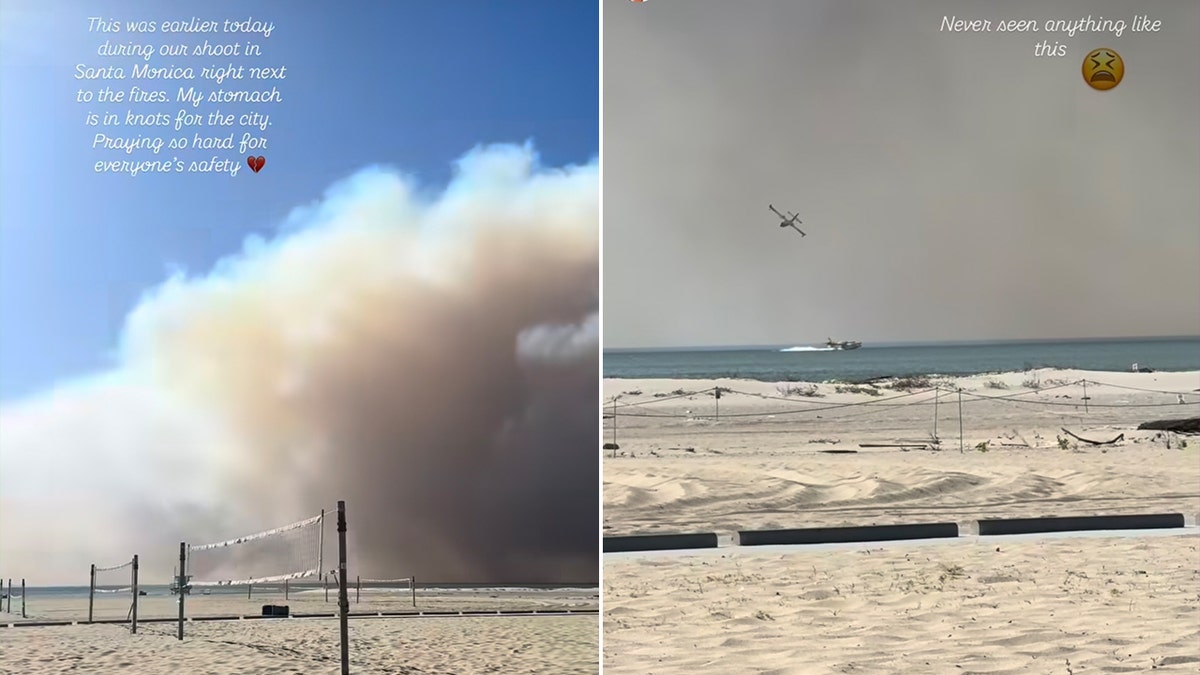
[604,369,1200,536]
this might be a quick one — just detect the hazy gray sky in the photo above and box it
[603,0,1199,349]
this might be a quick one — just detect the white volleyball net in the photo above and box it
[90,556,139,627]
[355,576,416,605]
[186,510,326,588]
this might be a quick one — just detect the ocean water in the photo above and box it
[3,582,596,601]
[604,337,1200,383]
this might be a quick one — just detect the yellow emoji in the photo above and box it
[1082,48,1124,91]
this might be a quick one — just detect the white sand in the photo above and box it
[2,614,598,674]
[1,587,598,673]
[605,369,1200,535]
[603,369,1200,672]
[605,536,1199,674]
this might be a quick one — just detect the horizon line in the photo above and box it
[604,334,1200,353]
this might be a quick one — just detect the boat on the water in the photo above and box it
[826,338,862,351]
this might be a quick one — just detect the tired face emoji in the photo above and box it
[1082,48,1124,91]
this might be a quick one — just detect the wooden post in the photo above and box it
[355,576,360,604]
[131,555,139,634]
[318,508,326,603]
[248,584,252,600]
[611,397,618,457]
[1082,380,1089,413]
[957,388,964,454]
[88,564,96,623]
[176,543,186,641]
[337,501,350,674]
[285,579,289,600]
[714,388,720,421]
[933,387,939,442]
[410,577,416,608]
[324,574,329,603]
[21,579,25,618]
[6,579,10,613]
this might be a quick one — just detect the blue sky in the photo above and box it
[0,0,598,400]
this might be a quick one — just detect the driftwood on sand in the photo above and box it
[1136,417,1200,435]
[1060,428,1125,446]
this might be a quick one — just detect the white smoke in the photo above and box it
[0,142,599,585]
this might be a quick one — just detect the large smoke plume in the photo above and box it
[0,142,599,585]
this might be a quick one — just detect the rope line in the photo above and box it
[94,559,133,573]
[190,567,319,587]
[604,378,1198,420]
[189,513,323,552]
[607,387,719,409]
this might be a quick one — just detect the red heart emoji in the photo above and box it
[246,156,266,173]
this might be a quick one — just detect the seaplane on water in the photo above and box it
[826,337,862,351]
[768,204,806,237]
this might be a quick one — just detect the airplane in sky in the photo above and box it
[768,204,806,236]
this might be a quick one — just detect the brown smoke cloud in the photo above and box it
[0,143,599,585]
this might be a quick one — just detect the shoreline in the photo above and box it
[605,367,1200,393]
[605,366,1200,385]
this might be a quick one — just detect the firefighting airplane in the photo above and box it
[768,204,806,237]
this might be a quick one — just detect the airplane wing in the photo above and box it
[768,204,786,219]
[788,224,807,237]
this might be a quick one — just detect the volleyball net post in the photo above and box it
[337,500,349,675]
[131,555,139,634]
[88,564,96,623]
[176,542,186,641]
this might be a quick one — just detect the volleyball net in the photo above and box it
[185,510,326,589]
[354,576,416,606]
[89,555,139,631]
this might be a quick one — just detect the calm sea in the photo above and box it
[604,337,1200,383]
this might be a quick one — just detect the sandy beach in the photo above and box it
[605,369,1200,535]
[603,368,1200,672]
[0,587,598,673]
[1,613,598,674]
[3,586,598,623]
[605,535,1198,674]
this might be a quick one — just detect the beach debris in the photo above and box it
[603,443,619,450]
[1136,417,1200,434]
[859,443,929,450]
[819,449,858,454]
[1059,428,1125,446]
[778,383,823,397]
